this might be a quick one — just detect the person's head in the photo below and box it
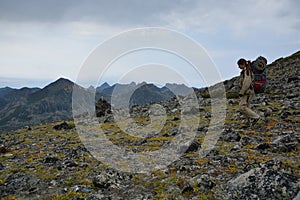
[237,58,247,70]
[257,56,267,64]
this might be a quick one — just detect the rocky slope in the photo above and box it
[0,51,299,199]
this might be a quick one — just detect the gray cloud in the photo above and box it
[0,0,72,22]
[160,0,300,35]
[0,0,193,26]
[1,0,299,33]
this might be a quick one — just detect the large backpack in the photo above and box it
[251,56,267,94]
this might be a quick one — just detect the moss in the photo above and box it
[217,141,235,155]
[225,163,240,173]
[287,148,300,157]
[265,87,275,94]
[67,121,76,129]
[262,120,281,130]
[226,91,240,99]
[200,88,211,98]
[50,190,89,200]
[245,152,271,164]
[0,177,6,185]
[0,195,21,200]
[152,193,170,200]
[198,190,216,200]
[244,144,256,149]
[184,152,199,158]
[34,167,58,180]
[282,159,299,171]
[197,158,209,165]
[133,174,153,188]
[0,156,8,162]
[26,151,48,163]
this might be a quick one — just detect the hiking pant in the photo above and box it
[239,93,260,120]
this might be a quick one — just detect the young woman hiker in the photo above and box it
[237,58,261,127]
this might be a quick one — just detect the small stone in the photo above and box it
[232,144,241,151]
[181,184,194,195]
[44,156,59,164]
[53,121,69,130]
[71,185,94,193]
[256,143,271,150]
[0,145,7,153]
[50,180,57,186]
[0,163,4,170]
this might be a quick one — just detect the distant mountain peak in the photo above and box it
[101,82,110,87]
[96,82,111,93]
[88,85,95,91]
[43,77,74,90]
[53,77,73,84]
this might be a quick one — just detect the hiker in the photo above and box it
[237,58,260,126]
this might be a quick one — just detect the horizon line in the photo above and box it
[0,76,229,90]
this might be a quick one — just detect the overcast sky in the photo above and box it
[0,0,299,88]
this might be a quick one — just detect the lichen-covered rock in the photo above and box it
[226,160,299,200]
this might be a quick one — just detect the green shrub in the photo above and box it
[67,122,76,129]
[226,92,239,99]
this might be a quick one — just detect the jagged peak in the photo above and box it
[42,77,74,90]
[53,77,74,85]
[100,82,110,87]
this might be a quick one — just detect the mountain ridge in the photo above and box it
[0,80,194,131]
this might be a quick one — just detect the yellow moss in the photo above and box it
[26,151,48,163]
[217,141,235,155]
[245,152,271,164]
[184,152,199,158]
[50,190,89,200]
[262,120,277,129]
[244,130,260,135]
[287,146,300,157]
[282,159,299,171]
[152,169,167,178]
[168,167,177,176]
[0,177,6,185]
[197,158,208,165]
[244,144,256,149]
[225,163,240,173]
[198,191,216,200]
[152,193,169,200]
[148,137,173,142]
[37,172,56,180]
[176,178,186,188]
[0,195,21,200]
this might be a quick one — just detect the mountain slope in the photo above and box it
[0,78,188,131]
[0,78,76,131]
[96,82,111,93]
[0,51,299,199]
[97,82,189,107]
[0,87,40,109]
[129,83,174,106]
